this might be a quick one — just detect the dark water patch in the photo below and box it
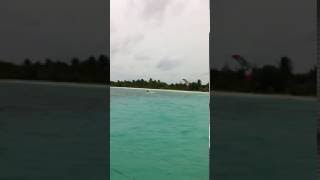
[0,121,8,132]
[0,177,29,180]
[0,105,53,112]
[0,121,8,126]
[23,132,64,139]
[0,147,8,156]
[238,136,270,144]
[0,106,18,112]
[0,82,108,179]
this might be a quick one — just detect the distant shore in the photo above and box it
[213,90,316,101]
[0,79,109,89]
[111,86,209,94]
[0,79,316,100]
[112,86,316,100]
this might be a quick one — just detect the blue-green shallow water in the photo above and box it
[0,81,108,180]
[211,93,317,180]
[110,87,209,180]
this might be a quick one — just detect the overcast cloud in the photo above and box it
[0,0,108,63]
[112,0,315,84]
[1,0,312,83]
[111,0,210,83]
[211,0,316,72]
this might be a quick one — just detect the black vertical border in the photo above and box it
[317,0,320,177]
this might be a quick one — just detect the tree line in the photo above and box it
[111,79,209,92]
[211,57,316,96]
[0,55,110,84]
[112,57,316,96]
[0,55,316,96]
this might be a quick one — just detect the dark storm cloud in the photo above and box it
[211,0,316,72]
[156,58,181,71]
[0,0,108,63]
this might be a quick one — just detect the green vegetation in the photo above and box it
[111,79,209,92]
[112,57,316,96]
[211,57,316,96]
[0,55,315,96]
[0,55,110,84]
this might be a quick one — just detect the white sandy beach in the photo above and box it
[111,86,209,94]
[112,86,316,101]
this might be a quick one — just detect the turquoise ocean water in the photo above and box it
[112,87,317,180]
[0,81,315,179]
[111,87,210,180]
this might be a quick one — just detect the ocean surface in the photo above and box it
[111,87,210,180]
[0,81,316,179]
[0,80,108,180]
[211,92,317,179]
[112,87,317,180]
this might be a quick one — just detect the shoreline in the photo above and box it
[213,91,316,101]
[0,79,316,100]
[0,79,109,89]
[111,86,209,94]
[112,87,316,100]
[113,86,316,100]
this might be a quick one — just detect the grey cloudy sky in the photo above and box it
[0,0,108,63]
[111,0,210,83]
[112,0,316,84]
[0,0,314,82]
[211,0,316,72]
